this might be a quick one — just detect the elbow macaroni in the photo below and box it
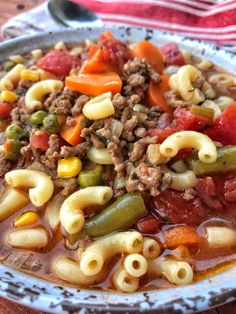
[206,226,236,248]
[0,64,26,91]
[7,228,48,249]
[5,169,54,207]
[123,254,148,277]
[142,237,161,259]
[59,186,113,234]
[79,231,143,276]
[208,73,236,87]
[169,65,205,105]
[161,257,194,285]
[53,257,107,286]
[82,92,115,120]
[25,79,63,111]
[112,266,139,293]
[162,165,197,191]
[0,187,29,221]
[160,131,217,164]
[148,257,193,285]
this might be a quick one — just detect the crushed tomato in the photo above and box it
[160,43,185,66]
[37,50,80,76]
[86,31,134,73]
[204,102,236,145]
[148,106,212,143]
[0,102,14,118]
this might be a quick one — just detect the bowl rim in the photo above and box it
[0,25,236,314]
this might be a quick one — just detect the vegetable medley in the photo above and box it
[0,31,236,292]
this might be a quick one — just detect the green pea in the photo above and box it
[5,124,25,140]
[29,111,48,125]
[43,114,59,134]
[3,61,15,72]
[78,167,102,188]
[4,139,21,161]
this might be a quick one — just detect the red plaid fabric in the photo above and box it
[75,0,236,51]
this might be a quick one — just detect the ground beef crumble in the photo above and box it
[1,57,176,197]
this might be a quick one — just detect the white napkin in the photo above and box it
[1,3,65,40]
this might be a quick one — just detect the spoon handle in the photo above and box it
[1,3,65,39]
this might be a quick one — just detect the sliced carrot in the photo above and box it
[65,72,122,96]
[100,30,115,40]
[164,225,203,248]
[146,74,171,112]
[80,48,111,74]
[131,40,164,74]
[60,114,84,146]
[3,139,11,155]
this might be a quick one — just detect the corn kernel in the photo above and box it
[58,157,82,177]
[0,91,18,103]
[31,49,43,60]
[9,54,24,64]
[14,211,39,227]
[20,69,40,82]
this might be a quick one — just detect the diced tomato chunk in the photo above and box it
[204,103,236,145]
[0,101,14,118]
[152,190,207,226]
[37,50,80,76]
[148,107,212,143]
[148,124,182,143]
[173,106,213,130]
[160,43,185,66]
[137,216,161,234]
[224,177,236,202]
[30,131,50,151]
[195,177,222,210]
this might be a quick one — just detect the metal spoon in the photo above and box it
[47,0,103,28]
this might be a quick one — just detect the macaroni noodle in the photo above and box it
[160,131,217,164]
[123,254,148,277]
[112,266,139,293]
[162,166,197,191]
[79,231,143,276]
[206,226,236,248]
[0,187,29,221]
[5,169,54,207]
[53,257,107,286]
[82,92,115,120]
[59,186,113,234]
[0,64,26,91]
[7,228,48,249]
[142,237,161,259]
[25,80,63,111]
[169,65,205,105]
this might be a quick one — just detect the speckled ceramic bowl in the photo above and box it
[0,26,236,314]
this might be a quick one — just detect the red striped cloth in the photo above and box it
[75,0,236,51]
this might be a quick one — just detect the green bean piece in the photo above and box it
[3,61,15,72]
[84,191,147,237]
[186,145,236,176]
[78,166,102,188]
[43,114,59,134]
[5,124,25,140]
[191,105,214,120]
[4,139,21,161]
[29,110,48,125]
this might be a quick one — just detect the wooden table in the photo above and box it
[0,1,236,313]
